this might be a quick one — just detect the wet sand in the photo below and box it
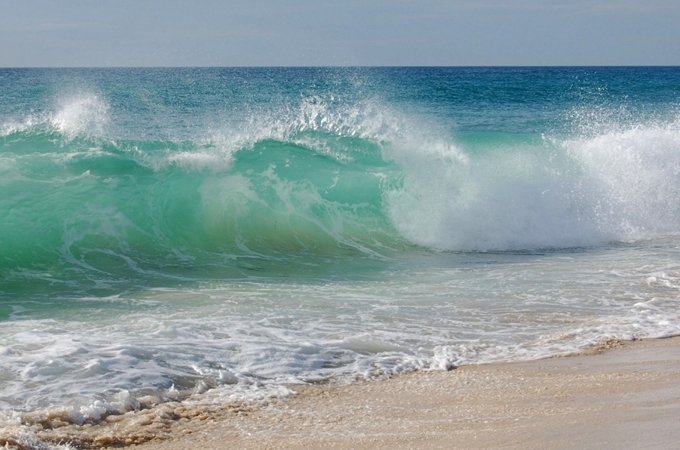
[5,337,679,449]
[118,336,680,450]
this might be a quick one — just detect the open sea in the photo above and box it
[1,67,680,447]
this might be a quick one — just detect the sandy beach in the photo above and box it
[21,336,660,450]
[4,336,679,449]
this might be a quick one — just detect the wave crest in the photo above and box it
[1,93,110,141]
[388,117,680,251]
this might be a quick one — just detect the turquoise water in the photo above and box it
[1,67,680,441]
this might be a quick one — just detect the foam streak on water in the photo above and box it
[1,67,680,447]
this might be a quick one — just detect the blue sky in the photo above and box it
[1,0,679,66]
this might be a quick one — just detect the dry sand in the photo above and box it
[118,337,680,450]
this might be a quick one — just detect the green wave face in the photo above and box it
[0,126,408,293]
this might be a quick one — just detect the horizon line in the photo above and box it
[1,64,680,70]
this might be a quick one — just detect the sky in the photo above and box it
[1,0,679,67]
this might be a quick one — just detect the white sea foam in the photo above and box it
[564,120,680,236]
[0,92,110,141]
[164,150,235,171]
[49,93,110,140]
[387,117,680,251]
[2,246,679,424]
[201,95,394,158]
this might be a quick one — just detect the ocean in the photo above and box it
[1,67,679,446]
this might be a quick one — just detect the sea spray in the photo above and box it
[388,117,680,250]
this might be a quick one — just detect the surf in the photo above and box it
[2,92,680,290]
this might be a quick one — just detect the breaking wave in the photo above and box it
[1,93,680,290]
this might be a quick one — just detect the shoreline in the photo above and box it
[5,336,679,449]
[117,337,680,449]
